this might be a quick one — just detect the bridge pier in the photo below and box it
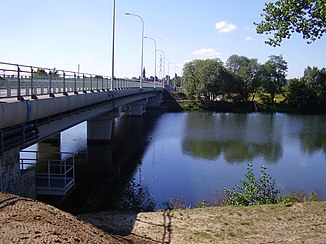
[128,99,148,116]
[147,93,163,108]
[87,108,120,142]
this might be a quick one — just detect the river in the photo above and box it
[39,111,326,212]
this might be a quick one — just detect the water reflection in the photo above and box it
[182,113,283,163]
[48,112,162,213]
[40,112,326,211]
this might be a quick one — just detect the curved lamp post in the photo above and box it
[144,36,157,88]
[126,12,144,89]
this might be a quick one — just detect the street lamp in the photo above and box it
[166,58,170,84]
[144,36,157,88]
[126,12,144,89]
[156,49,165,87]
[111,0,116,90]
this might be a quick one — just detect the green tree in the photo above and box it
[226,55,262,102]
[34,68,47,77]
[285,78,318,111]
[261,55,288,104]
[171,73,182,88]
[302,66,326,105]
[182,59,226,99]
[256,0,326,46]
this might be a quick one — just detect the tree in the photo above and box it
[302,66,326,105]
[182,59,226,99]
[34,68,47,77]
[255,0,326,46]
[285,78,318,111]
[171,73,182,88]
[225,55,262,102]
[261,55,288,104]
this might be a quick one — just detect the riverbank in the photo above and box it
[1,193,325,243]
[162,89,326,114]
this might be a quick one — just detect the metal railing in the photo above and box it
[0,62,161,100]
[20,150,75,195]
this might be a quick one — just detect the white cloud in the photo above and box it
[245,36,256,41]
[215,21,237,33]
[192,48,222,57]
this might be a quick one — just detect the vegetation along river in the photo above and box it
[37,111,326,213]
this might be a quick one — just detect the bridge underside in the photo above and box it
[0,88,163,151]
[0,88,163,196]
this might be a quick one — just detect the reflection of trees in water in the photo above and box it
[291,114,326,155]
[300,132,326,155]
[182,138,282,163]
[116,177,155,212]
[182,113,283,164]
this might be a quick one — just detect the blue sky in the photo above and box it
[1,0,325,79]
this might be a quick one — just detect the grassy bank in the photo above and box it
[80,201,326,243]
[163,90,326,114]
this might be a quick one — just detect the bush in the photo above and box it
[224,164,281,206]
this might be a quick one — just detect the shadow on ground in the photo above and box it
[79,209,173,243]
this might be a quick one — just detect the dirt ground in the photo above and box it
[1,193,326,243]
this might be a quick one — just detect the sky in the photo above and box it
[1,0,325,79]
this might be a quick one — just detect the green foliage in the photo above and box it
[182,58,227,99]
[281,190,321,204]
[285,66,326,111]
[261,55,288,104]
[225,55,262,102]
[224,164,281,206]
[34,68,47,77]
[285,78,318,111]
[255,0,326,46]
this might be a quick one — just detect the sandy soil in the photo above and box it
[81,202,326,243]
[1,192,326,243]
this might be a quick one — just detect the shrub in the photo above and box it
[163,194,187,210]
[224,164,281,206]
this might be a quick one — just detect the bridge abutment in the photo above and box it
[87,108,120,142]
[128,99,148,116]
[0,147,21,195]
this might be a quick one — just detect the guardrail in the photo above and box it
[0,62,161,100]
[20,150,75,195]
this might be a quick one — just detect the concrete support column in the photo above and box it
[128,99,148,116]
[87,108,120,142]
[0,147,21,194]
[37,133,61,165]
[147,93,163,108]
[41,133,61,144]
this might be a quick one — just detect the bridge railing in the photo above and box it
[0,62,160,100]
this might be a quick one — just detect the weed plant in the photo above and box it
[224,164,281,206]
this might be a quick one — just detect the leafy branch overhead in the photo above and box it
[255,0,326,46]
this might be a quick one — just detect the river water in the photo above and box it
[42,111,326,212]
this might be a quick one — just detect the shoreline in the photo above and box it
[1,192,325,243]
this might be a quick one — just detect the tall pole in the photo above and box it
[126,12,144,89]
[144,36,157,88]
[111,0,116,90]
[156,49,165,87]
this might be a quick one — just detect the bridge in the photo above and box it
[0,62,164,197]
